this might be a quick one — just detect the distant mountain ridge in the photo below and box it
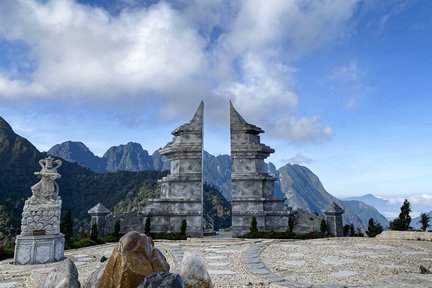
[277,163,388,229]
[0,117,229,237]
[47,139,388,230]
[48,141,107,172]
[48,141,169,173]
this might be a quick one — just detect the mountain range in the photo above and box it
[0,116,229,237]
[47,140,387,229]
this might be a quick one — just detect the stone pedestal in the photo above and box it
[230,101,290,237]
[143,102,204,237]
[14,234,64,265]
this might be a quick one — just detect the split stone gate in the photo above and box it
[140,101,290,237]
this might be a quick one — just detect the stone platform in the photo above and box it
[14,234,64,265]
[2,236,432,287]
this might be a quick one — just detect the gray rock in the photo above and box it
[138,272,184,288]
[420,265,431,274]
[83,261,106,288]
[179,252,212,288]
[99,256,107,263]
[44,258,80,288]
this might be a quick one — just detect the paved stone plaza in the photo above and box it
[1,235,432,287]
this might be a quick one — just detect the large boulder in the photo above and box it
[179,252,212,288]
[138,272,184,288]
[99,231,170,288]
[44,258,80,288]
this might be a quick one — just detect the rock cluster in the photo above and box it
[97,231,170,288]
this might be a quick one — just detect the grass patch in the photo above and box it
[239,230,326,239]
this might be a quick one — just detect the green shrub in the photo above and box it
[239,230,325,240]
[151,232,187,240]
[144,217,151,235]
[180,219,187,237]
[250,216,258,233]
[70,237,99,249]
[102,234,121,243]
[320,219,327,235]
[288,218,294,233]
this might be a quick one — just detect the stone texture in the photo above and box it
[99,231,169,288]
[82,261,106,288]
[230,101,290,237]
[43,259,80,288]
[143,102,204,237]
[14,157,65,265]
[323,202,344,237]
[138,272,185,288]
[179,252,212,288]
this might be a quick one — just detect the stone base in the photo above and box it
[14,234,64,265]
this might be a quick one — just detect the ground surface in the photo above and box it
[1,234,432,287]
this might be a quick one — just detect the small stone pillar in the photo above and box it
[88,203,111,237]
[14,157,65,265]
[323,201,344,237]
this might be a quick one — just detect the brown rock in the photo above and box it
[99,231,170,288]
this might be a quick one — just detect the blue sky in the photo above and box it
[0,0,431,211]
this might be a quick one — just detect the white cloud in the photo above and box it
[273,115,333,143]
[0,0,361,143]
[283,154,314,165]
[0,1,206,104]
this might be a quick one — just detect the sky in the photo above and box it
[0,0,431,211]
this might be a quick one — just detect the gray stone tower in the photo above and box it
[230,102,290,237]
[324,201,344,237]
[143,101,204,237]
[88,203,111,237]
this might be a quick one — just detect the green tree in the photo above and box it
[349,224,355,236]
[250,216,258,233]
[366,218,384,237]
[390,199,412,231]
[320,219,327,235]
[90,224,99,241]
[144,217,151,235]
[419,212,431,232]
[288,218,294,233]
[343,224,350,237]
[180,219,187,237]
[60,209,74,244]
[113,220,121,237]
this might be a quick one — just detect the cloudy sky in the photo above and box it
[1,0,431,207]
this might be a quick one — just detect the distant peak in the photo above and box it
[0,116,15,134]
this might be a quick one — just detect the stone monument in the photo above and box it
[230,101,290,237]
[323,201,344,237]
[143,101,204,237]
[14,156,65,265]
[88,203,111,237]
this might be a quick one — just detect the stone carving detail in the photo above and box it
[14,156,65,265]
[230,101,291,237]
[20,156,62,236]
[142,102,204,237]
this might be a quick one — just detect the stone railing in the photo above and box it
[376,230,432,241]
